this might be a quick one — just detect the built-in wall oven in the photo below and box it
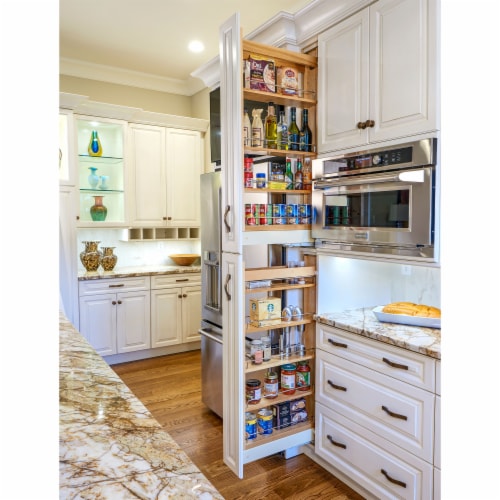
[312,138,438,261]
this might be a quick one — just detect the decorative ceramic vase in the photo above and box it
[88,130,102,157]
[80,241,102,272]
[90,195,108,221]
[88,167,99,188]
[99,175,109,190]
[101,247,118,271]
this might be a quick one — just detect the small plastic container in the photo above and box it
[261,336,272,361]
[256,173,266,188]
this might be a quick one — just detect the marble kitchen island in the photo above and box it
[59,311,223,499]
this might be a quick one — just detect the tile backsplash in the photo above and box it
[76,229,201,270]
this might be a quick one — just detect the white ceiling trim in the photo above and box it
[60,57,205,96]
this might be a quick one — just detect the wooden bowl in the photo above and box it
[169,254,200,266]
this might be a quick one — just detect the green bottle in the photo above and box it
[288,107,300,151]
[285,158,294,190]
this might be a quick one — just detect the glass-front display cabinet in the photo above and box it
[75,115,126,226]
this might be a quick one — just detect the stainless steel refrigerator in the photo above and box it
[199,171,223,418]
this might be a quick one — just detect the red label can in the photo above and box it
[244,171,253,188]
[245,204,257,225]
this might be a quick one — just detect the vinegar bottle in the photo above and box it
[251,109,264,147]
[294,159,303,190]
[285,158,294,189]
[88,130,103,157]
[264,102,277,149]
[276,109,288,150]
[299,109,313,152]
[288,107,300,151]
[303,157,312,190]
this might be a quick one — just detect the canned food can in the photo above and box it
[244,171,253,188]
[273,204,286,225]
[257,408,273,435]
[245,412,257,440]
[258,204,271,225]
[286,204,299,224]
[245,204,257,226]
[299,204,311,224]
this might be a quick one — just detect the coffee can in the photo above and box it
[286,204,299,224]
[257,408,273,435]
[245,412,257,440]
[299,204,311,224]
[273,203,286,225]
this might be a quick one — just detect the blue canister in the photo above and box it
[286,204,299,224]
[257,408,273,435]
[273,203,286,225]
[299,204,311,224]
[245,412,257,440]
[256,173,267,188]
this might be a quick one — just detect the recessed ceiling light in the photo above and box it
[188,40,205,53]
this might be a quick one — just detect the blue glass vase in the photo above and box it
[88,167,99,188]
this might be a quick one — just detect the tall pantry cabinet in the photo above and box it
[220,13,318,478]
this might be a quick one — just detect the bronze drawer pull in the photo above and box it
[327,338,348,348]
[223,205,231,233]
[224,274,232,301]
[381,469,406,488]
[327,380,347,392]
[175,278,189,282]
[109,284,125,288]
[382,405,408,421]
[326,434,346,449]
[382,357,409,370]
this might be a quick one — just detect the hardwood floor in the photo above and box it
[112,350,365,500]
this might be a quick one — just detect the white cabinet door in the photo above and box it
[165,128,203,226]
[150,287,182,347]
[128,123,167,226]
[220,12,243,255]
[79,293,117,356]
[116,290,151,353]
[369,0,438,143]
[317,8,370,152]
[182,285,202,343]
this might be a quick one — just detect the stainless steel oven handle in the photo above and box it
[315,169,425,190]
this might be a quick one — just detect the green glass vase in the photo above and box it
[90,195,107,221]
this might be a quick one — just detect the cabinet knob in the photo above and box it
[117,300,122,305]
[178,294,182,298]
[163,217,167,220]
[112,301,116,305]
[365,119,375,128]
[357,121,367,129]
[182,293,187,298]
[76,216,80,220]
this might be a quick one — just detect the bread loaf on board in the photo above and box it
[382,302,441,318]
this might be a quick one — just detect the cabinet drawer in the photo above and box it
[317,323,435,391]
[316,349,434,462]
[79,276,150,296]
[315,402,433,500]
[151,273,201,289]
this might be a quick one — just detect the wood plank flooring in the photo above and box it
[112,350,365,500]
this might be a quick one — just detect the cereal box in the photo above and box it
[248,54,275,93]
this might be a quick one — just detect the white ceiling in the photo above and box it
[60,0,314,95]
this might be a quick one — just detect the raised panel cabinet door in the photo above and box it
[78,293,117,356]
[150,288,183,347]
[182,285,202,343]
[128,124,167,225]
[165,128,203,226]
[369,0,438,141]
[116,290,151,353]
[317,8,370,153]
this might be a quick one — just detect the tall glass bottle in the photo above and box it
[288,107,300,151]
[243,108,252,147]
[294,159,303,190]
[88,130,103,157]
[285,158,294,189]
[264,102,277,149]
[299,109,313,152]
[276,109,288,150]
[251,109,264,147]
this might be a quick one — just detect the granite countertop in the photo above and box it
[78,265,202,281]
[316,307,441,360]
[59,311,223,499]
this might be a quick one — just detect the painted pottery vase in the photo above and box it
[90,195,107,221]
[101,247,118,271]
[88,167,99,188]
[80,240,101,272]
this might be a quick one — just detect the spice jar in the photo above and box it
[264,370,279,399]
[296,360,311,391]
[250,339,263,364]
[246,379,262,404]
[256,172,266,188]
[281,363,296,395]
[261,336,271,361]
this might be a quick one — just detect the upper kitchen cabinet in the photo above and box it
[59,109,76,186]
[317,0,439,154]
[128,123,203,228]
[75,115,127,226]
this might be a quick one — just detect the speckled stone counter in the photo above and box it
[78,265,201,281]
[59,311,223,499]
[316,307,441,360]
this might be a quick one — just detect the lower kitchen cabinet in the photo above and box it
[79,276,151,356]
[150,274,201,347]
[315,323,438,499]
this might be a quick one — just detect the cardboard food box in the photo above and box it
[250,297,281,326]
[273,401,291,430]
[277,65,299,95]
[248,54,276,93]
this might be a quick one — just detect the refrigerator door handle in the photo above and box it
[199,328,223,345]
[224,273,232,301]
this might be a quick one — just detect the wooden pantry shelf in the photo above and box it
[245,419,313,450]
[245,352,314,374]
[245,282,315,294]
[245,266,316,281]
[245,388,314,413]
[245,317,314,334]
